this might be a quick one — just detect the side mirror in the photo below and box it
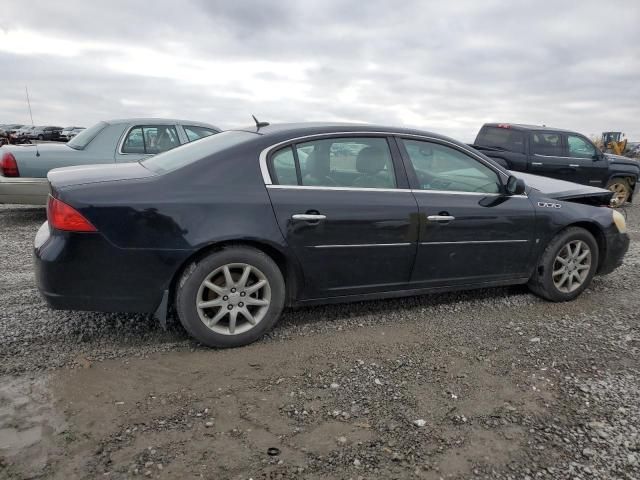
[506,175,526,195]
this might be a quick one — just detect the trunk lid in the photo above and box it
[47,162,155,190]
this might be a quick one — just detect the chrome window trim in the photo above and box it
[314,243,412,249]
[420,239,529,245]
[259,131,509,185]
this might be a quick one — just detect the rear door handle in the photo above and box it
[531,162,543,166]
[569,164,580,168]
[427,215,455,222]
[292,214,327,222]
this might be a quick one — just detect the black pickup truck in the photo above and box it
[472,123,639,205]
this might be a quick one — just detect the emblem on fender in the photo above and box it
[537,202,562,209]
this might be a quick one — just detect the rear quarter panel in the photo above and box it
[54,140,289,295]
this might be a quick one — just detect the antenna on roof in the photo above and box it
[252,114,270,130]
[25,86,40,157]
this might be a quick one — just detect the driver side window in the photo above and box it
[402,139,501,194]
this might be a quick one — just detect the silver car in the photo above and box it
[0,118,220,205]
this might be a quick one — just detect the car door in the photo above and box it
[265,134,419,299]
[398,137,535,287]
[565,133,608,187]
[528,131,579,181]
[115,124,182,163]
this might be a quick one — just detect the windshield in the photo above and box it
[142,130,255,174]
[67,121,108,150]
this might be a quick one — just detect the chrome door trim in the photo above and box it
[314,243,412,249]
[420,239,529,245]
[258,131,509,185]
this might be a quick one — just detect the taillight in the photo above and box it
[0,151,19,177]
[47,196,97,232]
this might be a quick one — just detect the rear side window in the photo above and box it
[122,125,181,154]
[532,133,563,156]
[271,147,298,185]
[184,125,218,142]
[270,137,396,189]
[476,127,525,153]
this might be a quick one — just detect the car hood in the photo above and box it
[605,153,640,167]
[48,162,155,189]
[509,171,613,205]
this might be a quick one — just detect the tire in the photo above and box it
[606,178,631,206]
[176,246,285,348]
[37,134,44,140]
[528,227,599,302]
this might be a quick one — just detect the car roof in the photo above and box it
[482,123,578,134]
[105,118,220,130]
[232,122,457,142]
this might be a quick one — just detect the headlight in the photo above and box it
[612,209,627,233]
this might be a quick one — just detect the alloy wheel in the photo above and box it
[196,263,271,335]
[552,240,592,293]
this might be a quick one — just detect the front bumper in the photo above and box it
[34,222,188,314]
[598,231,630,275]
[0,177,49,205]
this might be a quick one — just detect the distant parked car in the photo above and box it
[59,126,85,141]
[0,118,220,204]
[28,126,63,141]
[12,126,35,144]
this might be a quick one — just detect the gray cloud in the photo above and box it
[1,0,639,141]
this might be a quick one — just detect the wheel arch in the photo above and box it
[167,239,303,311]
[562,221,607,272]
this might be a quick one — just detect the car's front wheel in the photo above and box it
[176,246,285,348]
[528,227,599,302]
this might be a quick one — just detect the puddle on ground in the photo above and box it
[0,375,65,477]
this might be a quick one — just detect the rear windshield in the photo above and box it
[142,130,256,174]
[476,127,525,154]
[67,121,108,150]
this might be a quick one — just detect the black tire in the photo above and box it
[527,227,599,302]
[176,246,285,348]
[606,178,631,206]
[37,134,44,140]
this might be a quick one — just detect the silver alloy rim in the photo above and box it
[196,263,271,336]
[552,240,592,293]
[607,183,628,206]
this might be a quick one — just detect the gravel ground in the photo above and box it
[0,202,638,479]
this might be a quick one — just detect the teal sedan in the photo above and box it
[0,118,220,205]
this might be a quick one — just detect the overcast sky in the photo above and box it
[1,0,638,141]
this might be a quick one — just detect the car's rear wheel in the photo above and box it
[527,227,598,302]
[176,246,285,348]
[37,134,44,140]
[606,178,631,206]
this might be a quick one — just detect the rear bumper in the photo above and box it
[598,231,630,275]
[34,222,190,314]
[0,177,49,205]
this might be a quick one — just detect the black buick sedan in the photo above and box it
[35,123,630,347]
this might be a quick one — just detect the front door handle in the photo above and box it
[427,215,455,222]
[292,214,327,222]
[531,162,543,166]
[569,164,580,168]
